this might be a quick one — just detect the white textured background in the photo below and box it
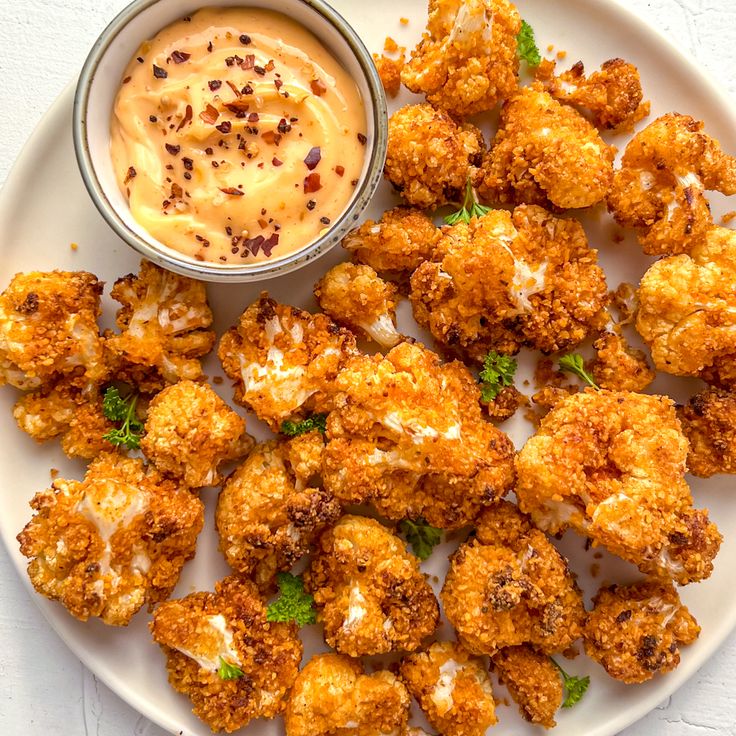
[1,1,735,735]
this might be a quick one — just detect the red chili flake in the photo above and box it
[258,218,268,229]
[310,78,327,95]
[205,147,214,155]
[124,166,137,184]
[248,112,259,123]
[304,173,322,193]
[241,54,255,70]
[261,208,267,215]
[261,130,282,146]
[320,216,331,225]
[165,143,181,155]
[272,157,283,166]
[335,165,345,177]
[171,50,191,63]
[357,133,367,145]
[212,161,220,168]
[219,187,245,196]
[176,104,193,131]
[226,80,242,98]
[304,147,321,170]
[254,65,266,76]
[153,64,168,79]
[244,235,265,255]
[182,15,192,21]
[122,75,132,84]
[225,100,251,115]
[184,172,192,180]
[262,232,279,257]
[242,83,254,95]
[283,91,290,98]
[182,157,194,171]
[351,178,359,186]
[136,56,144,63]
[165,164,174,171]
[277,118,291,134]
[199,104,219,124]
[226,55,244,67]
[265,59,275,72]
[171,183,183,199]
[216,121,232,134]
[208,79,222,91]
[239,34,252,45]
[274,79,283,90]
[149,114,158,123]
[162,199,171,209]
[207,41,214,52]
[306,199,316,210]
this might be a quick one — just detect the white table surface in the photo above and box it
[1,1,736,734]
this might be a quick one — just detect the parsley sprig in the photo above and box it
[399,518,443,561]
[280,414,327,437]
[558,354,599,389]
[517,20,542,67]
[479,351,518,402]
[102,386,144,450]
[266,573,316,626]
[444,179,491,226]
[551,658,590,708]
[217,657,244,681]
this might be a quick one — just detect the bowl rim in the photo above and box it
[72,0,388,283]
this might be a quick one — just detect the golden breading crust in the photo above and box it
[218,293,356,430]
[401,0,521,118]
[385,103,484,210]
[607,114,736,255]
[17,453,203,626]
[216,433,341,587]
[589,332,655,392]
[484,384,528,422]
[492,645,563,729]
[304,515,439,657]
[150,575,302,733]
[0,270,106,390]
[141,380,252,488]
[400,641,497,736]
[410,206,609,360]
[285,653,411,736]
[516,390,722,584]
[478,84,615,210]
[636,226,736,387]
[321,342,516,529]
[314,263,402,347]
[374,51,405,97]
[584,579,700,684]
[679,387,736,478]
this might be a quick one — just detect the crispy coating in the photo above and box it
[400,641,497,736]
[151,574,302,733]
[589,332,655,392]
[304,515,439,656]
[321,342,516,528]
[636,226,736,387]
[285,653,411,736]
[410,206,609,359]
[106,260,215,392]
[314,263,402,347]
[141,380,252,488]
[584,579,700,684]
[478,85,615,210]
[385,103,484,210]
[679,387,736,477]
[216,433,341,587]
[401,0,520,117]
[607,114,736,255]
[492,645,563,729]
[442,501,585,657]
[516,390,722,584]
[374,51,405,97]
[0,270,106,390]
[17,453,203,626]
[218,293,357,430]
[484,384,528,422]
[342,206,442,276]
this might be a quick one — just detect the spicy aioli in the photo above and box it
[111,7,367,264]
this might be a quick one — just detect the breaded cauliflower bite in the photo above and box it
[608,114,736,255]
[305,515,439,656]
[516,390,722,584]
[219,293,356,430]
[321,342,516,528]
[151,574,302,733]
[492,645,563,729]
[342,206,442,276]
[679,387,736,477]
[478,85,615,210]
[400,641,497,736]
[285,653,411,736]
[584,579,700,684]
[105,260,215,392]
[589,332,655,392]
[637,226,736,387]
[410,206,608,359]
[385,103,484,210]
[216,433,341,587]
[141,380,252,488]
[314,263,402,347]
[442,501,585,656]
[17,453,203,626]
[401,0,521,117]
[0,270,106,390]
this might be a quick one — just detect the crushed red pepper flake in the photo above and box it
[254,65,266,76]
[335,165,345,176]
[176,104,193,131]
[242,54,255,70]
[242,83,254,95]
[306,199,316,210]
[304,173,322,193]
[320,216,331,225]
[248,112,259,123]
[277,118,291,134]
[357,133,367,145]
[304,147,321,170]
[171,183,183,199]
[122,75,132,84]
[274,79,283,90]
[124,166,137,184]
[216,120,232,133]
[311,78,327,96]
[182,157,194,171]
[272,157,283,166]
[226,80,242,97]
[265,59,275,72]
[149,114,158,122]
[153,64,168,79]
[240,34,252,45]
[261,130,282,146]
[171,50,191,63]
[165,143,181,156]
[219,187,245,196]
[208,79,222,91]
[200,104,219,124]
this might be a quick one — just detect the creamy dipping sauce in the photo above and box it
[111,7,367,264]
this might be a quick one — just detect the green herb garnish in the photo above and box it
[517,20,542,67]
[266,572,317,626]
[551,658,590,708]
[479,351,518,402]
[102,386,144,450]
[217,657,244,681]
[280,414,327,437]
[444,178,491,226]
[558,354,598,389]
[399,518,443,561]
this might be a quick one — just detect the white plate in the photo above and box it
[1,1,735,734]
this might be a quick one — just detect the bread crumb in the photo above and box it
[384,36,399,53]
[722,210,736,224]
[546,44,554,52]
[213,375,224,385]
[556,50,567,60]
[70,242,78,251]
[50,468,59,479]
[400,17,409,25]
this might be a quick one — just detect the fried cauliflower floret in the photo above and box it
[315,263,402,347]
[0,270,106,390]
[584,579,700,684]
[492,645,563,729]
[218,293,356,429]
[400,641,497,736]
[410,206,608,359]
[385,103,484,210]
[478,85,615,209]
[285,653,411,736]
[151,574,302,733]
[322,342,516,528]
[216,433,341,587]
[342,206,442,276]
[516,390,722,584]
[402,0,520,117]
[636,227,736,386]
[607,114,736,255]
[589,332,655,392]
[442,501,585,656]
[141,380,252,488]
[105,260,215,392]
[374,51,405,97]
[304,515,439,656]
[17,453,203,626]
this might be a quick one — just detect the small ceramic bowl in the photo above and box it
[73,0,387,283]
